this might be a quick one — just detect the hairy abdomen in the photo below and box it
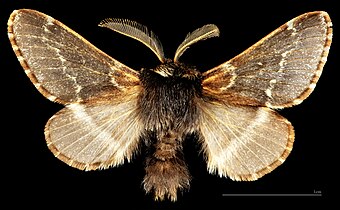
[138,68,201,201]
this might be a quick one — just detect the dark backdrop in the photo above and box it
[1,0,337,208]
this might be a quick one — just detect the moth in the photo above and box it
[8,9,332,201]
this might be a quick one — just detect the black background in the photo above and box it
[1,0,337,208]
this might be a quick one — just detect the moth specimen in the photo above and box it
[8,9,332,201]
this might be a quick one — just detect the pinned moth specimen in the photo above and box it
[8,9,332,201]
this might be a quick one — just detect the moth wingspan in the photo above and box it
[8,9,140,104]
[197,100,294,180]
[44,91,142,170]
[202,11,332,108]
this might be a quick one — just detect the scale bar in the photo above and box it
[222,193,322,197]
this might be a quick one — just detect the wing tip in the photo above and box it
[8,9,66,105]
[271,11,332,109]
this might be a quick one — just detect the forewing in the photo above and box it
[45,90,142,170]
[202,11,332,108]
[197,100,294,180]
[8,9,140,104]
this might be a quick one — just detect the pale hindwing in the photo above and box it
[197,100,294,180]
[202,12,332,108]
[45,93,142,170]
[8,9,140,104]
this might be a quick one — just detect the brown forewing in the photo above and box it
[202,11,332,108]
[8,9,140,104]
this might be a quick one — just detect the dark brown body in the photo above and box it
[139,60,202,200]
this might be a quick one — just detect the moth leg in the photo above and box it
[142,130,191,201]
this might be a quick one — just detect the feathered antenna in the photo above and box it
[99,18,165,63]
[174,24,220,62]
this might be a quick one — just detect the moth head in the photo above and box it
[152,59,201,80]
[99,19,220,63]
